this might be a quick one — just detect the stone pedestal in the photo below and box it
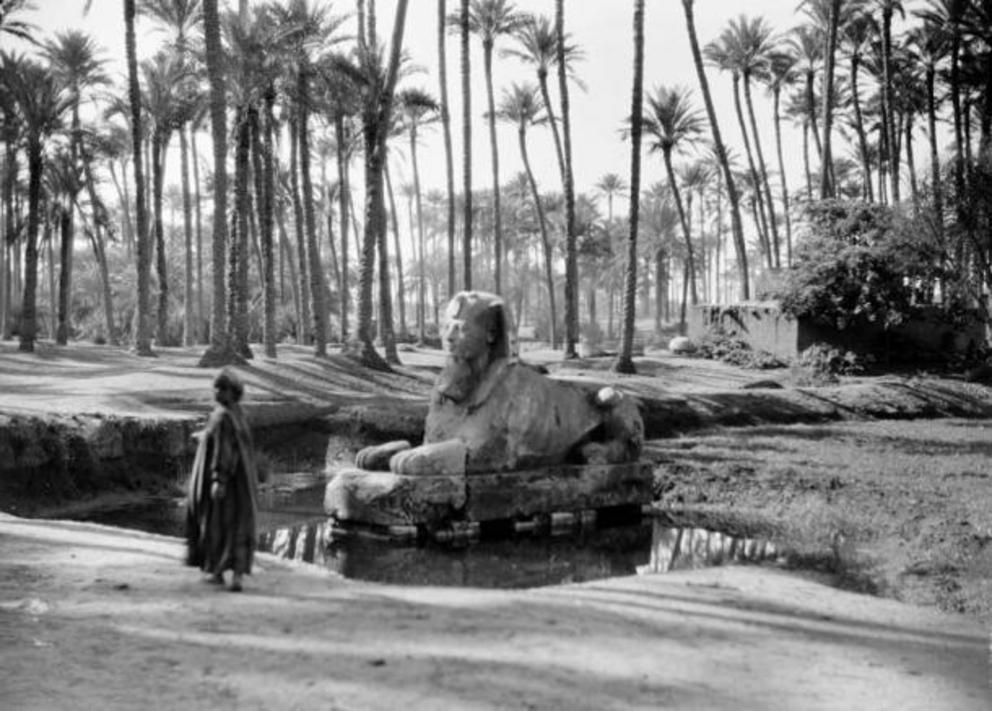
[324,462,655,530]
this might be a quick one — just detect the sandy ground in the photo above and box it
[2,513,988,710]
[1,340,991,709]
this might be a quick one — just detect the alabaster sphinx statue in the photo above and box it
[354,291,644,477]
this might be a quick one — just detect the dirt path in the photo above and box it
[1,514,987,710]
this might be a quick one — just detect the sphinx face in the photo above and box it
[437,294,498,402]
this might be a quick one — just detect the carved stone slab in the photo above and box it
[324,462,655,528]
[324,468,465,527]
[464,463,655,522]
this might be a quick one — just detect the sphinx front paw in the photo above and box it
[389,440,467,477]
[355,440,411,471]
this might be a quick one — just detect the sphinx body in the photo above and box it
[355,291,643,477]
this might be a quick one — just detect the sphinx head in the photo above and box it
[437,291,512,402]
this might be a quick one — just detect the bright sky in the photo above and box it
[16,1,908,206]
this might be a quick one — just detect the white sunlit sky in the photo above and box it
[13,1,927,219]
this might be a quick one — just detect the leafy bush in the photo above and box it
[777,200,945,331]
[694,327,786,370]
[790,343,873,386]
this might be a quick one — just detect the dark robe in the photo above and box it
[184,403,260,576]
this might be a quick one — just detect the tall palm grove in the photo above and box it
[1,0,990,372]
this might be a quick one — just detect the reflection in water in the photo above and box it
[255,516,778,589]
[72,495,780,589]
[636,524,779,575]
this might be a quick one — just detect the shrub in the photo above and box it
[777,200,945,331]
[694,327,786,370]
[790,343,872,386]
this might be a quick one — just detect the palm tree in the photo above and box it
[787,24,825,162]
[705,19,773,270]
[681,0,749,300]
[138,0,202,348]
[678,160,713,304]
[643,85,704,313]
[614,0,644,375]
[121,0,157,357]
[764,51,796,264]
[840,11,876,202]
[917,0,966,211]
[43,30,109,346]
[142,51,189,347]
[437,0,456,299]
[274,0,349,358]
[909,17,948,242]
[5,59,68,352]
[1,52,22,338]
[504,14,583,215]
[464,0,522,295]
[872,0,905,202]
[799,0,846,198]
[591,173,625,330]
[348,0,410,369]
[495,82,557,349]
[317,59,361,345]
[0,0,37,45]
[197,0,238,366]
[556,0,579,359]
[459,0,472,289]
[397,88,438,345]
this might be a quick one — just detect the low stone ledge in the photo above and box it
[323,462,655,530]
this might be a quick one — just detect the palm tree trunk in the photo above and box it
[298,62,328,357]
[87,224,116,346]
[190,125,205,342]
[334,115,350,342]
[357,0,408,370]
[772,87,793,266]
[459,0,472,290]
[48,225,57,338]
[905,113,919,209]
[557,0,579,358]
[257,98,277,358]
[289,119,311,346]
[18,140,42,352]
[881,7,900,202]
[732,74,771,268]
[437,0,456,300]
[819,0,841,199]
[0,143,11,339]
[277,203,302,337]
[743,75,780,268]
[80,149,118,345]
[682,0,748,300]
[663,149,698,310]
[410,122,427,344]
[850,55,874,202]
[519,124,557,350]
[152,132,170,347]
[377,164,399,365]
[179,123,194,346]
[230,110,251,358]
[615,0,643,374]
[805,70,823,159]
[56,206,72,345]
[384,162,407,340]
[925,61,945,249]
[482,38,503,294]
[125,0,154,356]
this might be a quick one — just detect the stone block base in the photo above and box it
[324,462,654,529]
